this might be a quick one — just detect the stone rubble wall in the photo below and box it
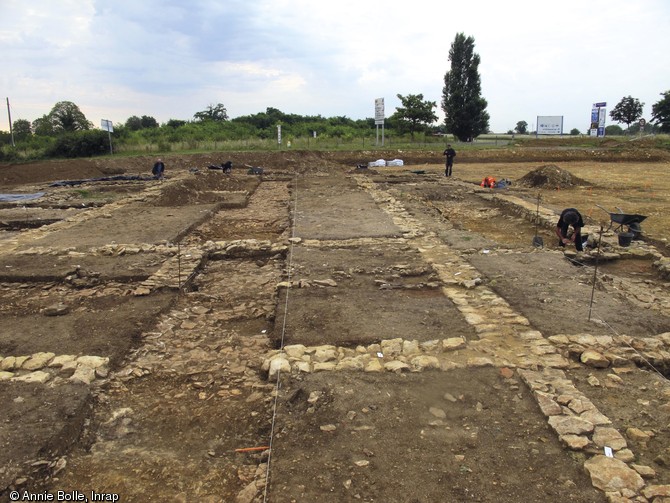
[0,180,166,257]
[549,333,670,371]
[258,174,670,501]
[133,239,287,294]
[655,257,670,280]
[4,170,670,500]
[0,352,109,385]
[485,191,670,282]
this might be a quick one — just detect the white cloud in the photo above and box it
[1,0,670,133]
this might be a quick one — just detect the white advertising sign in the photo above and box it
[598,107,606,127]
[375,98,385,125]
[536,116,563,135]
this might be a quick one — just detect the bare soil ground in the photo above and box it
[1,142,670,502]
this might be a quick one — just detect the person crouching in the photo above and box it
[556,208,584,252]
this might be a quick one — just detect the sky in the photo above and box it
[1,0,669,135]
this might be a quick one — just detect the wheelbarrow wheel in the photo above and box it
[628,222,642,239]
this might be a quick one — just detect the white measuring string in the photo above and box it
[589,309,669,383]
[263,174,299,502]
[562,252,669,382]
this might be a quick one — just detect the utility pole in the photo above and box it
[6,98,15,147]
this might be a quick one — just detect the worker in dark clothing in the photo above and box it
[152,158,165,179]
[443,145,456,177]
[556,208,584,251]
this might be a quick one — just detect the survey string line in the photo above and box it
[263,174,298,502]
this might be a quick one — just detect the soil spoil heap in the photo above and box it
[517,164,591,189]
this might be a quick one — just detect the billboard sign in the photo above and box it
[536,116,563,135]
[590,102,606,137]
[374,98,385,125]
[101,119,113,132]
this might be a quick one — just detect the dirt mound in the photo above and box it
[517,164,591,189]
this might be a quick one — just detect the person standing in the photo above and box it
[152,158,165,179]
[443,144,456,177]
[556,208,584,251]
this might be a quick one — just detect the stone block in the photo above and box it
[584,455,644,494]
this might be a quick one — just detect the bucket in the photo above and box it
[629,222,642,240]
[618,232,634,247]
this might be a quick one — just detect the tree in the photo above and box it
[391,93,438,138]
[441,33,490,142]
[47,101,93,133]
[125,114,158,131]
[629,122,654,134]
[605,125,624,136]
[46,130,109,158]
[32,115,54,136]
[609,96,644,131]
[193,103,228,122]
[570,128,581,136]
[125,115,143,131]
[166,119,187,128]
[12,119,32,141]
[514,121,528,134]
[140,115,159,128]
[651,90,670,133]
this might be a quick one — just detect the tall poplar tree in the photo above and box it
[441,33,490,141]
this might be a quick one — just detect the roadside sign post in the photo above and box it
[375,98,385,147]
[101,119,114,154]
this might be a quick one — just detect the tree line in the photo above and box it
[2,33,670,160]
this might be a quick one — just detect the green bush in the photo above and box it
[45,130,111,158]
[0,147,20,162]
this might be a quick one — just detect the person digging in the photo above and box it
[555,208,584,252]
[152,158,165,179]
